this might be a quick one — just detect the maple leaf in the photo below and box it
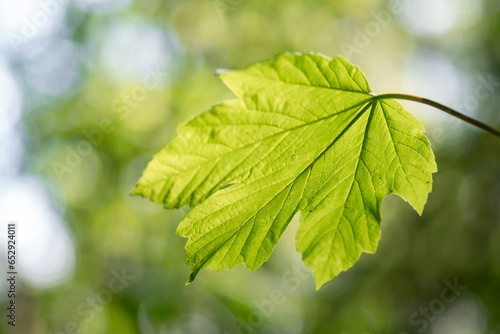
[132,53,437,289]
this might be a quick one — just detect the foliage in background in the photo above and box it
[2,0,500,333]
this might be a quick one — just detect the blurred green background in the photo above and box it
[1,0,500,333]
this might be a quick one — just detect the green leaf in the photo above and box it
[132,53,437,289]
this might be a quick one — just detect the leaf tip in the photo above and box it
[415,205,425,217]
[130,186,142,196]
[130,180,151,199]
[186,271,197,285]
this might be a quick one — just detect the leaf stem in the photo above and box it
[373,93,500,139]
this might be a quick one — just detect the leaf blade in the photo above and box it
[132,53,437,288]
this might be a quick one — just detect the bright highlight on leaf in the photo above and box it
[132,53,437,289]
